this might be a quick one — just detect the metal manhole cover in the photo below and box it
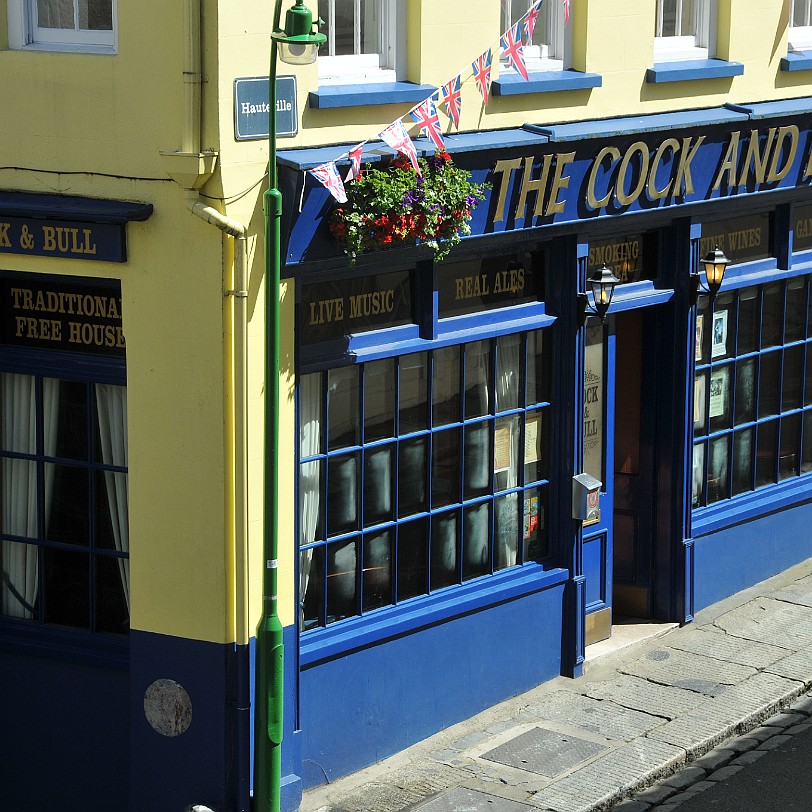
[481,726,608,778]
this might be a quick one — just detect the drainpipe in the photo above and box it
[159,1,252,810]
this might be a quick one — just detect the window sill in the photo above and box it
[492,70,602,96]
[308,81,438,110]
[300,564,568,666]
[691,474,812,538]
[646,59,744,84]
[780,51,812,72]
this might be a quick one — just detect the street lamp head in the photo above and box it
[588,263,620,321]
[273,0,326,65]
[700,245,730,298]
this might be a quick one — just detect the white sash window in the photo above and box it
[654,0,715,62]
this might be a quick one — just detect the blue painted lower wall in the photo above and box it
[693,500,812,611]
[299,583,565,787]
[0,645,129,812]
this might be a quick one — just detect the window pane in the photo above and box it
[737,287,760,355]
[432,428,460,508]
[756,420,778,487]
[44,548,89,630]
[464,422,491,499]
[527,330,549,405]
[399,353,428,434]
[327,366,359,450]
[709,366,732,431]
[300,459,323,544]
[694,371,708,431]
[95,553,128,634]
[94,470,124,551]
[397,518,427,600]
[523,486,548,561]
[780,414,801,480]
[364,445,393,526]
[584,324,605,482]
[464,341,491,419]
[398,437,427,517]
[495,334,521,412]
[55,380,88,460]
[762,282,784,348]
[732,428,754,495]
[463,502,490,581]
[758,352,781,417]
[494,415,519,491]
[494,492,519,570]
[692,442,706,507]
[1,539,39,620]
[433,346,460,426]
[327,452,358,536]
[47,463,89,546]
[431,510,458,590]
[735,359,756,423]
[301,546,324,629]
[326,538,358,622]
[359,0,381,55]
[330,0,355,56]
[524,410,545,484]
[712,295,734,359]
[37,0,74,29]
[657,0,694,37]
[708,436,729,503]
[362,530,391,611]
[364,359,395,442]
[803,412,812,473]
[785,278,807,342]
[783,345,804,411]
[696,299,712,364]
[80,0,113,31]
[807,344,812,406]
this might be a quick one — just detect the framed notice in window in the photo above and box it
[712,311,728,358]
[709,367,730,419]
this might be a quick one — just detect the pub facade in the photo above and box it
[283,103,812,788]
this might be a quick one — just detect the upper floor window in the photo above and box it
[789,0,812,52]
[501,0,566,72]
[7,0,116,51]
[317,0,403,83]
[654,0,715,62]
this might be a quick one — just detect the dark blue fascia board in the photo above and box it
[277,128,550,170]
[492,70,602,96]
[308,81,437,109]
[646,59,744,84]
[725,96,812,119]
[300,565,568,666]
[524,106,750,142]
[0,191,153,224]
[780,51,812,72]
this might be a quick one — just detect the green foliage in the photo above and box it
[330,151,488,265]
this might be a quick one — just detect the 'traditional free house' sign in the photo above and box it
[234,76,298,141]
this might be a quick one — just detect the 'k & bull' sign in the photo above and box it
[0,216,126,262]
[0,277,125,357]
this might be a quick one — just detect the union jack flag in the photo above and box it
[379,118,422,176]
[410,97,445,151]
[523,1,543,42]
[501,23,529,81]
[309,161,347,203]
[345,143,364,182]
[472,48,493,106]
[442,75,462,130]
[563,0,570,25]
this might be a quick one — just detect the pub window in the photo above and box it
[8,1,116,51]
[790,0,812,52]
[700,212,774,266]
[299,328,553,630]
[692,276,812,507]
[1,374,128,634]
[587,233,658,287]
[654,0,715,62]
[501,0,567,71]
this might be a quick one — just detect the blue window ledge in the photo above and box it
[309,81,438,110]
[781,51,812,72]
[492,70,601,96]
[646,59,744,84]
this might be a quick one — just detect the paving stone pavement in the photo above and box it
[302,560,812,812]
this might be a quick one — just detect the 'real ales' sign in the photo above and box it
[0,277,125,357]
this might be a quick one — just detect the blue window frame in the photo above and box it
[692,274,812,507]
[299,328,553,630]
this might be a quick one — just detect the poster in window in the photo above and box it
[523,494,540,541]
[712,310,728,358]
[494,424,512,472]
[692,444,705,507]
[694,373,707,431]
[709,367,730,419]
[695,314,704,361]
[524,414,541,464]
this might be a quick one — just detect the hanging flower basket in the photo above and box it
[329,151,488,266]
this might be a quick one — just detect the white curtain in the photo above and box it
[1,373,59,619]
[495,336,521,568]
[299,374,321,623]
[95,383,129,609]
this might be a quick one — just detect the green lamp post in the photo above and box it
[255,3,324,812]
